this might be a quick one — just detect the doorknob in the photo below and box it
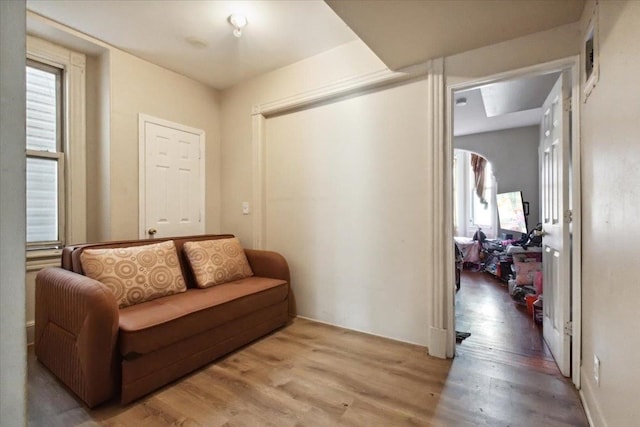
[148,228,157,237]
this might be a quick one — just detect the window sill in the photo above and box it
[26,248,62,271]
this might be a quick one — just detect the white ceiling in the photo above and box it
[26,0,358,90]
[26,0,576,135]
[454,72,561,136]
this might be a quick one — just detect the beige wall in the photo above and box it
[86,51,111,242]
[0,0,27,424]
[264,78,431,344]
[105,49,222,240]
[445,22,580,86]
[220,40,387,247]
[578,1,640,425]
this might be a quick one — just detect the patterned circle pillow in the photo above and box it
[80,240,187,308]
[183,238,253,288]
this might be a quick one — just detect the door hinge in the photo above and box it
[564,209,573,223]
[564,96,572,112]
[564,321,573,336]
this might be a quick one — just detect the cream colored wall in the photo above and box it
[264,79,431,344]
[578,1,640,425]
[0,0,27,424]
[108,49,222,240]
[220,40,433,343]
[86,52,111,242]
[445,22,580,87]
[220,40,387,247]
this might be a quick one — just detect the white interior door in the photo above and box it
[140,116,204,239]
[540,74,571,376]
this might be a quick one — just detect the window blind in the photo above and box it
[26,65,61,244]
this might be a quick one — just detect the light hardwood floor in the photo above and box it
[28,271,588,426]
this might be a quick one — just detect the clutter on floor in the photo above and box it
[456,331,472,342]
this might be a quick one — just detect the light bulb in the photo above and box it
[228,14,248,38]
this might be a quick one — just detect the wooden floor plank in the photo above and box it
[28,270,588,426]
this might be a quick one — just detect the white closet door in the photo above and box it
[140,117,204,239]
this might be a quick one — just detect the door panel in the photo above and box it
[540,74,571,377]
[143,121,203,239]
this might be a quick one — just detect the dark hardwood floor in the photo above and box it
[453,270,587,426]
[27,272,588,426]
[455,269,552,368]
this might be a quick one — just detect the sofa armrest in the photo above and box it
[35,267,119,407]
[244,249,294,317]
[244,249,290,283]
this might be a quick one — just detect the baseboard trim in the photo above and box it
[580,390,595,427]
[294,315,428,348]
[428,326,447,359]
[26,320,35,346]
[580,373,606,427]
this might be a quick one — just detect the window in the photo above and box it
[26,60,64,249]
[26,36,87,253]
[453,154,458,236]
[469,159,495,233]
[453,149,498,238]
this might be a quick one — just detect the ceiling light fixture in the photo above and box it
[456,97,468,106]
[228,14,248,38]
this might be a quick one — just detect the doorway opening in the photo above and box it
[447,58,581,387]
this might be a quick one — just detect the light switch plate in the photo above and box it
[242,202,250,215]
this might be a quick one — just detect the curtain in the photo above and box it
[470,154,488,207]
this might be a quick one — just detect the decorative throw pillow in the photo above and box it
[80,240,187,308]
[513,260,543,286]
[183,238,253,288]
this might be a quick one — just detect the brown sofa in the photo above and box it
[35,234,291,407]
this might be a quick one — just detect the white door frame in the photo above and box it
[138,113,206,239]
[444,56,582,388]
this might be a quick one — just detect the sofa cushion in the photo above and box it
[80,240,187,308]
[183,237,253,288]
[118,276,287,356]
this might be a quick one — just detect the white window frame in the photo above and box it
[26,36,86,257]
[26,60,65,249]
